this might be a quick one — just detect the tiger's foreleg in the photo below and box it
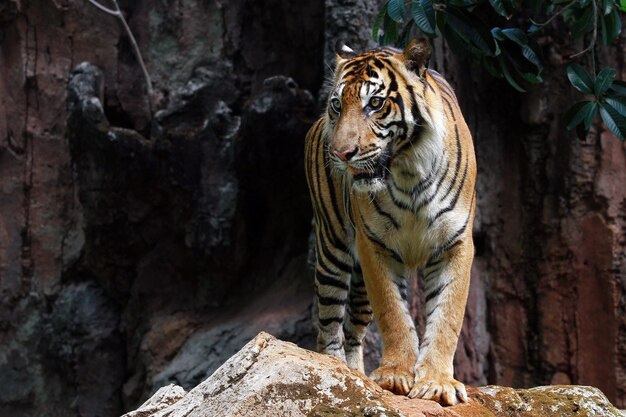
[356,231,420,395]
[343,264,373,372]
[408,239,472,405]
[315,262,351,360]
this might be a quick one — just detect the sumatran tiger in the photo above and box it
[304,39,476,406]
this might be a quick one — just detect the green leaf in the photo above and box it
[498,56,526,92]
[499,42,542,82]
[564,101,596,129]
[372,5,387,41]
[595,67,617,96]
[411,0,436,36]
[599,101,626,140]
[446,7,497,55]
[609,80,626,95]
[500,28,542,68]
[524,38,543,69]
[501,28,527,44]
[605,97,626,117]
[489,0,509,17]
[388,0,405,23]
[567,64,594,94]
[601,8,622,44]
[382,12,399,45]
[583,102,598,129]
[491,27,505,41]
[621,0,626,12]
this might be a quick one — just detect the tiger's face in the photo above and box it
[325,41,432,193]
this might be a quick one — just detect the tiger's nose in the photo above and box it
[333,146,358,161]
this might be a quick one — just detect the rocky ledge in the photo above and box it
[123,332,625,417]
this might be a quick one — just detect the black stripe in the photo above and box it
[409,155,446,197]
[425,282,448,303]
[372,57,386,69]
[349,316,370,327]
[318,218,349,255]
[424,75,436,93]
[439,125,462,202]
[318,295,348,306]
[318,237,352,273]
[322,340,342,350]
[398,282,408,301]
[428,70,457,99]
[424,267,442,283]
[319,317,343,326]
[410,90,422,125]
[316,270,349,290]
[433,159,451,191]
[350,299,370,307]
[414,185,439,211]
[372,197,400,228]
[313,129,335,227]
[441,96,457,122]
[427,193,474,263]
[387,68,398,92]
[430,152,469,225]
[324,154,346,229]
[362,218,403,263]
[386,181,413,211]
[425,257,444,269]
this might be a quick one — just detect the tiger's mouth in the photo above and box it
[347,152,392,191]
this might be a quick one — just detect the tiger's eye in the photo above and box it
[330,98,342,113]
[369,97,384,110]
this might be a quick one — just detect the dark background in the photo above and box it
[0,1,625,416]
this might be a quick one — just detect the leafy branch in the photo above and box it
[87,0,154,111]
[374,0,626,141]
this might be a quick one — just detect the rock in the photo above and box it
[473,385,626,417]
[122,384,187,417]
[125,332,626,417]
[43,282,124,417]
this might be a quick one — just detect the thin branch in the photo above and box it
[87,0,154,112]
[570,0,597,59]
[87,0,119,16]
[530,0,577,28]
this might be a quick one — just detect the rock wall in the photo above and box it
[0,1,625,416]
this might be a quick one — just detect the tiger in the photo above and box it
[304,39,476,406]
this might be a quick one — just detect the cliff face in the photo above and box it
[0,1,625,416]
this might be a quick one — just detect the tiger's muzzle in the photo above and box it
[331,146,393,192]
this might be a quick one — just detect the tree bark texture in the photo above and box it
[0,1,625,416]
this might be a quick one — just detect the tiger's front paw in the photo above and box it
[370,364,415,395]
[408,372,468,406]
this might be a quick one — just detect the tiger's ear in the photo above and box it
[335,40,356,67]
[402,39,431,77]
